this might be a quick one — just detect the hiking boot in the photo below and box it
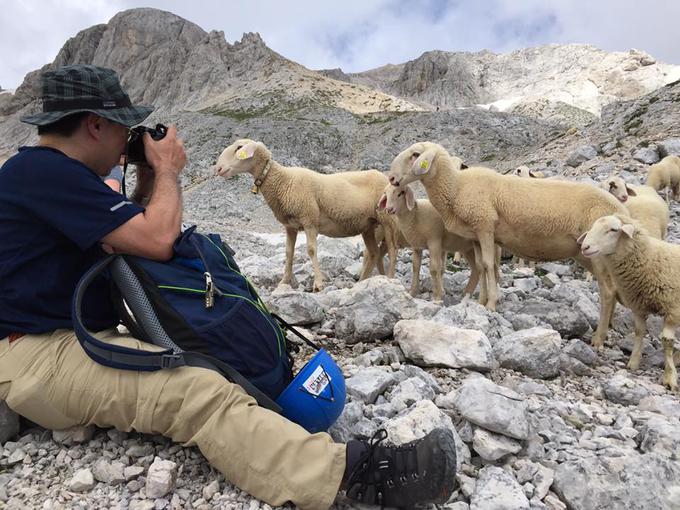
[344,428,457,508]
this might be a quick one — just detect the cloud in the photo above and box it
[1,0,679,90]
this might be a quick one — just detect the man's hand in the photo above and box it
[102,124,185,261]
[143,124,186,178]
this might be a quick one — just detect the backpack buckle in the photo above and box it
[160,353,184,369]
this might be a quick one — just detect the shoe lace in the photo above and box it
[345,429,420,508]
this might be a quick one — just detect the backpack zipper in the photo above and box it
[205,272,215,308]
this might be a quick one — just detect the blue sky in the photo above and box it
[1,0,679,89]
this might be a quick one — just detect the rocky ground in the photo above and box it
[1,161,680,510]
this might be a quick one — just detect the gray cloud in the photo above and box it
[1,0,679,90]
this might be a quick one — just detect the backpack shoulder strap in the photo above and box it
[71,255,282,413]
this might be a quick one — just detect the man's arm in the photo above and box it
[101,125,186,260]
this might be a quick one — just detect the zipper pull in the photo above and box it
[205,272,215,308]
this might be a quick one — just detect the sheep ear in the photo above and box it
[405,186,416,210]
[529,171,537,178]
[236,142,257,160]
[460,162,469,170]
[412,148,437,175]
[576,232,587,246]
[621,223,635,238]
[626,185,637,197]
[377,193,387,210]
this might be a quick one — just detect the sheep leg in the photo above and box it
[607,290,619,329]
[495,245,502,282]
[280,227,298,287]
[376,241,387,275]
[429,243,444,303]
[461,248,479,302]
[591,267,617,349]
[304,226,324,292]
[660,321,678,391]
[453,251,462,263]
[410,249,423,297]
[478,232,498,311]
[360,230,379,280]
[473,242,487,306]
[627,313,647,371]
[385,228,398,278]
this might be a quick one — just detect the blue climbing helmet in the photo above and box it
[276,348,346,433]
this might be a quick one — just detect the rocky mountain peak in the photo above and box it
[347,43,680,125]
[235,31,267,48]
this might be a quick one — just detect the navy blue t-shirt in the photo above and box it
[0,146,144,338]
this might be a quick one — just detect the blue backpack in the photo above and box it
[72,226,299,413]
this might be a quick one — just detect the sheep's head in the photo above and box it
[513,166,544,178]
[388,141,448,187]
[578,215,635,257]
[214,139,270,179]
[600,175,636,203]
[377,183,416,214]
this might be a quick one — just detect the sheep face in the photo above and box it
[388,142,441,187]
[214,139,267,179]
[579,215,635,258]
[378,184,416,214]
[514,166,531,178]
[514,166,543,178]
[600,175,636,203]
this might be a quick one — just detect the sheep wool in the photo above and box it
[387,141,628,349]
[600,175,669,240]
[646,155,680,203]
[215,139,399,292]
[379,183,482,303]
[580,214,679,391]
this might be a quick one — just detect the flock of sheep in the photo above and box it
[213,140,680,392]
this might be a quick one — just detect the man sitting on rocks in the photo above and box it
[0,64,457,510]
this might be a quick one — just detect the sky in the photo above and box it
[1,0,679,90]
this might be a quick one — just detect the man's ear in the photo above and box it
[85,113,104,140]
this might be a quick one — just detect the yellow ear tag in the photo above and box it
[414,158,430,175]
[236,149,248,160]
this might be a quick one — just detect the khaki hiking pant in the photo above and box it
[0,329,345,510]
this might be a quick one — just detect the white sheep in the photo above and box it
[512,166,546,268]
[646,155,680,203]
[214,139,399,291]
[387,141,629,349]
[377,183,482,303]
[600,175,669,240]
[579,214,678,391]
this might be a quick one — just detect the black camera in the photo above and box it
[126,123,168,165]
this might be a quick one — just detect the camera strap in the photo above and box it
[120,158,129,197]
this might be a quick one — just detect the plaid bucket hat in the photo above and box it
[20,64,153,128]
